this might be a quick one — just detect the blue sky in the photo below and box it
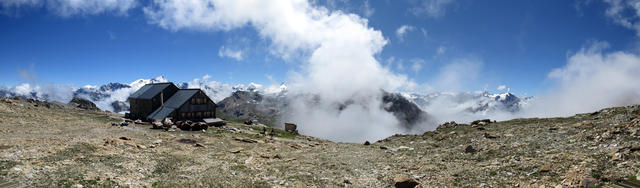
[1,0,638,96]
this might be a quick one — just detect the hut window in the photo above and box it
[191,98,196,104]
[181,113,186,118]
[204,111,209,117]
[196,112,202,118]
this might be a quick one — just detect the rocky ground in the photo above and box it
[0,97,639,187]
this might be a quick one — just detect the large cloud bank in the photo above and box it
[520,42,640,117]
[143,0,420,142]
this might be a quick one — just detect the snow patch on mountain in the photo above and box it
[402,91,532,124]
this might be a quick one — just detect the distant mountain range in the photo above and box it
[0,77,531,124]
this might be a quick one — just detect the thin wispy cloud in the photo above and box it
[1,0,137,17]
[218,46,244,61]
[602,0,640,36]
[410,0,455,18]
[396,25,415,42]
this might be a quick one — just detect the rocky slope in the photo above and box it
[1,97,639,187]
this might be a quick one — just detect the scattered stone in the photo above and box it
[465,145,476,153]
[120,122,129,127]
[70,184,83,188]
[380,146,388,150]
[612,152,623,161]
[110,122,118,126]
[137,144,147,149]
[234,137,258,143]
[393,177,419,188]
[538,164,552,173]
[119,136,131,141]
[134,119,143,124]
[630,145,640,152]
[364,141,371,145]
[230,147,244,153]
[194,143,206,147]
[580,177,597,188]
[393,146,414,151]
[177,138,197,144]
[471,119,491,127]
[484,133,498,139]
[343,179,352,184]
[436,121,458,130]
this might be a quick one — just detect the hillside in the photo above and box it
[0,97,639,187]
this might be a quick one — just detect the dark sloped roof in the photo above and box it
[129,83,175,99]
[163,89,199,108]
[147,106,175,121]
[146,89,200,120]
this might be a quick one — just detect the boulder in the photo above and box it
[120,122,129,127]
[134,119,143,124]
[364,141,371,145]
[193,122,208,131]
[465,145,476,153]
[162,118,173,126]
[393,177,419,188]
[152,121,163,129]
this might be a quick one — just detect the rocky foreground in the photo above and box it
[0,97,639,187]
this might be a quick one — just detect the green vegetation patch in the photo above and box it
[43,143,98,163]
[0,145,11,150]
[153,154,189,175]
[0,160,20,176]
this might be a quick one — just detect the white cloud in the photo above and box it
[521,41,640,117]
[436,45,446,55]
[17,64,37,83]
[432,58,483,92]
[144,0,419,142]
[361,0,374,17]
[410,58,425,73]
[1,0,137,17]
[410,0,455,18]
[218,46,243,61]
[497,85,506,91]
[602,0,640,36]
[395,24,415,42]
[420,27,428,38]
